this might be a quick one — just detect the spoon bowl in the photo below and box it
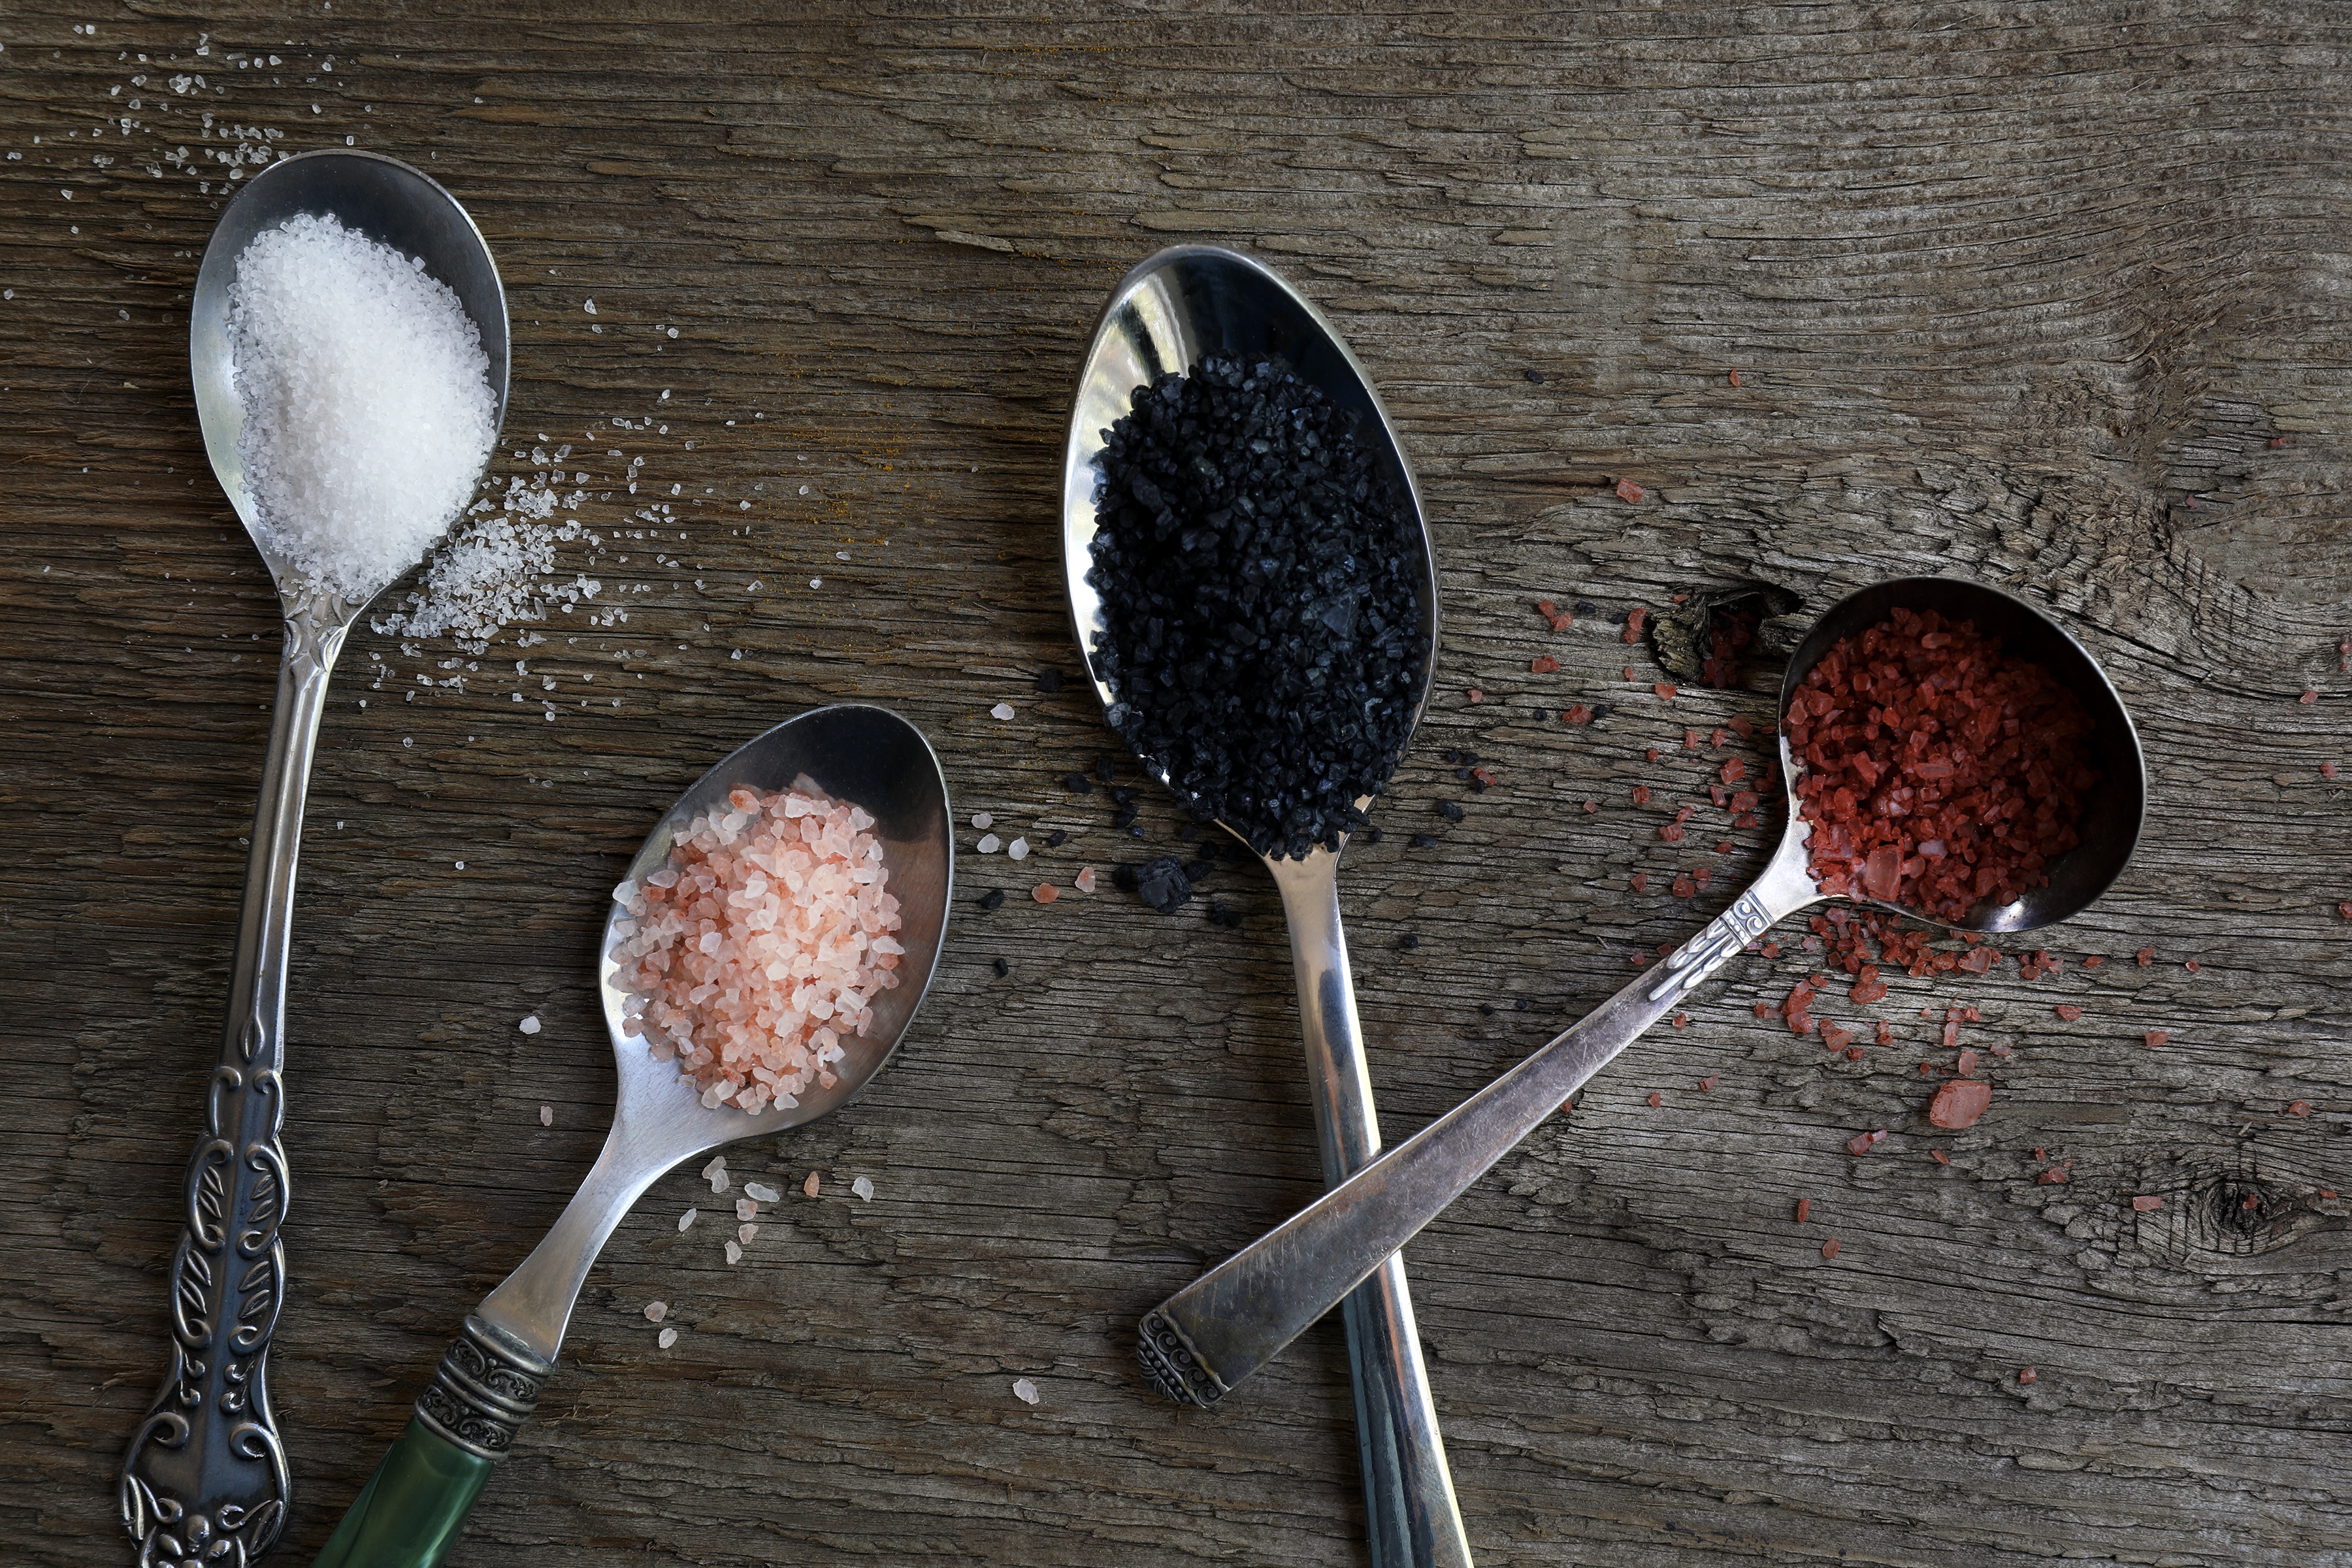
[1778,575,2146,934]
[1062,245,1471,1566]
[312,704,953,1568]
[1138,574,2149,1409]
[189,148,510,590]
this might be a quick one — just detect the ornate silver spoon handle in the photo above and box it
[120,590,355,1567]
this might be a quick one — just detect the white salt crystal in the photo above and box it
[538,1104,552,1126]
[977,834,1001,854]
[1007,837,1030,861]
[743,1181,779,1203]
[702,1155,730,1193]
[678,1207,699,1232]
[657,1326,678,1348]
[1074,866,1097,894]
[725,1240,742,1264]
[990,702,1015,721]
[518,1014,540,1035]
[970,812,994,830]
[644,1299,668,1322]
[738,1222,759,1243]
[735,1198,757,1222]
[225,214,496,600]
[851,1175,874,1201]
[1012,1378,1039,1405]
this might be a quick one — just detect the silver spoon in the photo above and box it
[1061,244,1472,1567]
[1138,575,2149,1403]
[120,150,509,1568]
[308,702,953,1568]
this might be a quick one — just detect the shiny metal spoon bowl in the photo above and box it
[122,150,508,1568]
[1141,574,2148,1405]
[313,703,953,1568]
[1062,244,1471,1567]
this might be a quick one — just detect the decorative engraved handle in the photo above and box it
[120,591,353,1568]
[1140,833,1822,1405]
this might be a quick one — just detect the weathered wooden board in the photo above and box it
[6,3,2352,1565]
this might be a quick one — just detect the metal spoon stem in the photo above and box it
[1267,852,1469,1568]
[1146,828,1822,1403]
[120,591,356,1561]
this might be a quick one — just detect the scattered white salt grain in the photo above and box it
[970,812,994,830]
[1007,837,1030,861]
[644,1300,668,1322]
[990,702,1016,721]
[538,1104,553,1126]
[1074,866,1097,894]
[1012,1378,1040,1405]
[735,1198,757,1222]
[657,1326,678,1349]
[809,577,821,589]
[802,1172,821,1198]
[678,1207,699,1232]
[226,214,495,600]
[738,1222,759,1243]
[702,1155,730,1193]
[852,1175,875,1201]
[582,299,596,314]
[744,1181,779,1203]
[518,1013,541,1035]
[724,1240,742,1264]
[977,833,1002,855]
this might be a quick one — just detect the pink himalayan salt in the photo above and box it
[611,784,904,1113]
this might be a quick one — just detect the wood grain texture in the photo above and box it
[5,3,2352,1563]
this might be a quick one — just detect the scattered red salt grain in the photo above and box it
[1753,1002,1770,1019]
[1927,1080,1991,1130]
[2300,690,2319,705]
[2324,762,2339,779]
[1714,840,1734,854]
[2130,1195,2163,1212]
[2036,1166,2068,1184]
[1622,665,1637,681]
[1794,1198,1810,1222]
[1820,1019,1854,1052]
[1719,757,1747,787]
[1650,747,1665,764]
[1467,688,1484,704]
[1846,1128,1889,1156]
[2144,1029,2168,1048]
[2082,953,2104,968]
[2339,902,2352,919]
[1531,655,1561,674]
[1616,477,1644,503]
[2017,1368,2037,1386]
[1659,824,1686,842]
[1699,1074,1718,1090]
[1955,1047,1978,1076]
[1876,1022,1894,1046]
[1623,607,1648,644]
[1728,370,1742,387]
[1032,883,1058,904]
[1929,1149,1951,1166]
[2054,1004,2083,1022]
[1672,1013,1690,1029]
[1582,799,1600,813]
[1562,704,1593,725]
[1654,682,1678,700]
[612,784,904,1114]
[1762,941,1780,958]
[1788,608,2096,923]
[1646,1090,1663,1107]
[1671,874,1697,898]
[2136,946,2154,966]
[1820,1238,1842,1260]
[2289,1100,2313,1117]
[1632,785,1652,806]
[1712,727,1729,748]
[1631,872,1649,892]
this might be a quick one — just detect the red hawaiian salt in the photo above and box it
[1647,1090,1663,1107]
[1624,606,1648,644]
[1930,1149,1951,1166]
[2136,946,2154,966]
[1787,608,2097,924]
[2144,1029,2168,1048]
[1699,1074,1719,1090]
[1927,1080,1991,1129]
[1632,785,1652,806]
[1654,682,1679,700]
[2130,1195,2163,1212]
[1530,655,1561,674]
[2054,1004,2083,1021]
[1562,704,1593,725]
[1820,1238,1842,1259]
[1616,477,1644,503]
[1794,1198,1811,1222]
[2017,1368,2037,1386]
[1846,1128,1889,1156]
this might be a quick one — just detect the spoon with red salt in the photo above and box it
[310,703,952,1567]
[1135,575,2146,1407]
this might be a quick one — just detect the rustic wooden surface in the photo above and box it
[7,3,2352,1564]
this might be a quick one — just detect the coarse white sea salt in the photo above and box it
[743,1181,779,1203]
[1012,1378,1040,1405]
[518,1013,541,1035]
[538,1104,552,1126]
[977,834,1002,855]
[1007,837,1030,861]
[702,1154,730,1193]
[226,212,496,600]
[644,1299,668,1322]
[852,1175,875,1201]
[990,702,1015,721]
[657,1326,678,1349]
[678,1207,699,1232]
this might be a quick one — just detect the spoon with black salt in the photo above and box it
[1062,244,1471,1567]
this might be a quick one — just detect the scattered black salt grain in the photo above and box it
[1207,900,1243,928]
[1066,772,1094,794]
[1045,829,1068,847]
[1399,933,1420,950]
[1086,355,1424,860]
[1096,755,1119,783]
[1115,855,1196,913]
[1409,832,1438,849]
[977,889,1005,911]
[992,957,1009,979]
[1437,800,1465,821]
[1036,668,1064,694]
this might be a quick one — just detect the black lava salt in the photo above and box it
[1086,355,1424,859]
[1116,855,1196,913]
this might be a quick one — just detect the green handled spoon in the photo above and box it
[312,703,953,1567]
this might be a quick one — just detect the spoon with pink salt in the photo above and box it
[310,702,953,1568]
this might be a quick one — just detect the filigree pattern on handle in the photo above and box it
[414,1315,554,1460]
[1138,1308,1228,1408]
[1646,887,1781,1006]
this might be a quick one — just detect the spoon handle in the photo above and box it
[1141,841,1820,1405]
[119,590,353,1566]
[1224,857,1472,1567]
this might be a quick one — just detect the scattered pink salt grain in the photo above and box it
[2130,1195,2163,1212]
[1032,883,1058,904]
[1615,477,1644,503]
[1467,688,1484,704]
[538,1105,552,1127]
[802,1171,821,1198]
[611,783,904,1115]
[1074,866,1098,894]
[644,1300,668,1322]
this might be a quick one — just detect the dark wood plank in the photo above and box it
[5,3,2352,1564]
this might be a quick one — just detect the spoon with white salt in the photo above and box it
[308,703,953,1567]
[119,151,508,1568]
